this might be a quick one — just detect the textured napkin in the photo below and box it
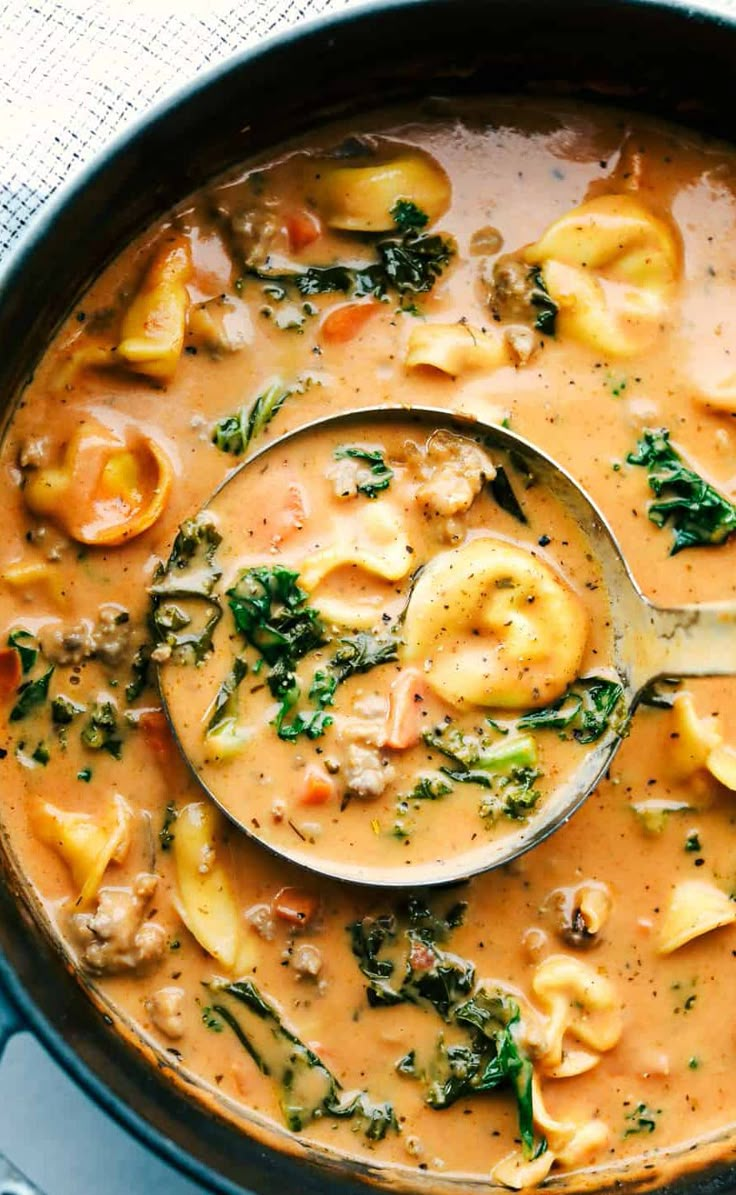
[0,0,358,257]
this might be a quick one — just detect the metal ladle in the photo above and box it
[158,406,736,887]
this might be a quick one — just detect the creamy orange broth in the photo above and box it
[161,416,612,879]
[2,98,736,1188]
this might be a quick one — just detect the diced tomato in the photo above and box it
[139,708,173,757]
[408,940,436,972]
[384,667,426,750]
[285,209,322,252]
[0,648,21,699]
[320,300,381,345]
[298,763,335,805]
[273,886,319,927]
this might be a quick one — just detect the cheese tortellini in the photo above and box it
[402,538,588,709]
[658,879,736,955]
[405,321,510,376]
[172,802,245,971]
[299,502,413,628]
[308,147,450,232]
[32,792,133,907]
[532,953,623,1075]
[24,418,173,546]
[523,194,680,356]
[669,691,736,790]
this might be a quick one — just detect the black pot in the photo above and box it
[3,2,736,1192]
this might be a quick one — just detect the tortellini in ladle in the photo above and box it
[524,194,680,356]
[402,537,588,709]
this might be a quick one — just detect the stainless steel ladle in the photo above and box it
[158,406,736,887]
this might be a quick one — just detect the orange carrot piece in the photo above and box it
[298,763,335,806]
[0,648,21,699]
[384,667,426,750]
[139,708,173,757]
[320,300,381,345]
[273,886,319,927]
[285,209,322,252]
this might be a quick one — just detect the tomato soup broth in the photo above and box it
[2,98,736,1187]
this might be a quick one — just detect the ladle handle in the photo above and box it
[635,602,736,692]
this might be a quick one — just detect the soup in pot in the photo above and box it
[3,97,736,1189]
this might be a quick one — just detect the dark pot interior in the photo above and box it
[3,2,736,1192]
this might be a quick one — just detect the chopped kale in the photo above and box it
[391,199,429,232]
[227,565,327,741]
[206,657,248,733]
[7,629,38,674]
[623,1102,659,1138]
[209,979,397,1140]
[159,802,177,851]
[150,514,224,663]
[77,767,92,783]
[9,666,54,722]
[241,226,454,301]
[409,775,454,801]
[489,464,527,525]
[528,266,558,335]
[349,901,540,1157]
[628,428,736,554]
[423,724,541,820]
[31,741,50,766]
[126,643,152,703]
[212,380,292,456]
[51,694,85,725]
[329,631,399,683]
[80,701,123,759]
[517,675,625,743]
[333,445,394,498]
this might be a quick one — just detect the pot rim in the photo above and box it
[2,0,736,1192]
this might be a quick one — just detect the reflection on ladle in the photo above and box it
[157,407,736,888]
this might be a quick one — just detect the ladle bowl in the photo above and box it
[158,405,736,887]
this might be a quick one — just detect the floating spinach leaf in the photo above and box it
[489,465,527,524]
[150,515,224,663]
[51,694,85,725]
[126,643,152,703]
[209,979,397,1140]
[7,629,38,674]
[517,675,625,743]
[628,428,736,554]
[9,666,54,722]
[334,445,394,498]
[212,380,292,456]
[207,657,248,734]
[528,266,557,335]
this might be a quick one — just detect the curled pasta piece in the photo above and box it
[32,792,133,907]
[669,691,736,791]
[405,322,509,377]
[24,418,173,546]
[523,194,679,356]
[172,801,243,971]
[493,1080,610,1189]
[532,953,623,1071]
[299,503,413,628]
[402,538,588,710]
[189,295,252,355]
[116,233,193,381]
[658,879,736,955]
[308,148,450,232]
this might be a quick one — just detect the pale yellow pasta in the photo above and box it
[172,802,244,971]
[116,233,192,381]
[402,538,588,709]
[523,194,680,356]
[532,954,623,1069]
[309,151,450,232]
[300,502,413,628]
[657,879,736,955]
[493,1079,610,1189]
[32,792,133,907]
[668,692,736,791]
[405,322,509,376]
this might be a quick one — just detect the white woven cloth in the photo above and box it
[2,0,736,259]
[0,0,359,257]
